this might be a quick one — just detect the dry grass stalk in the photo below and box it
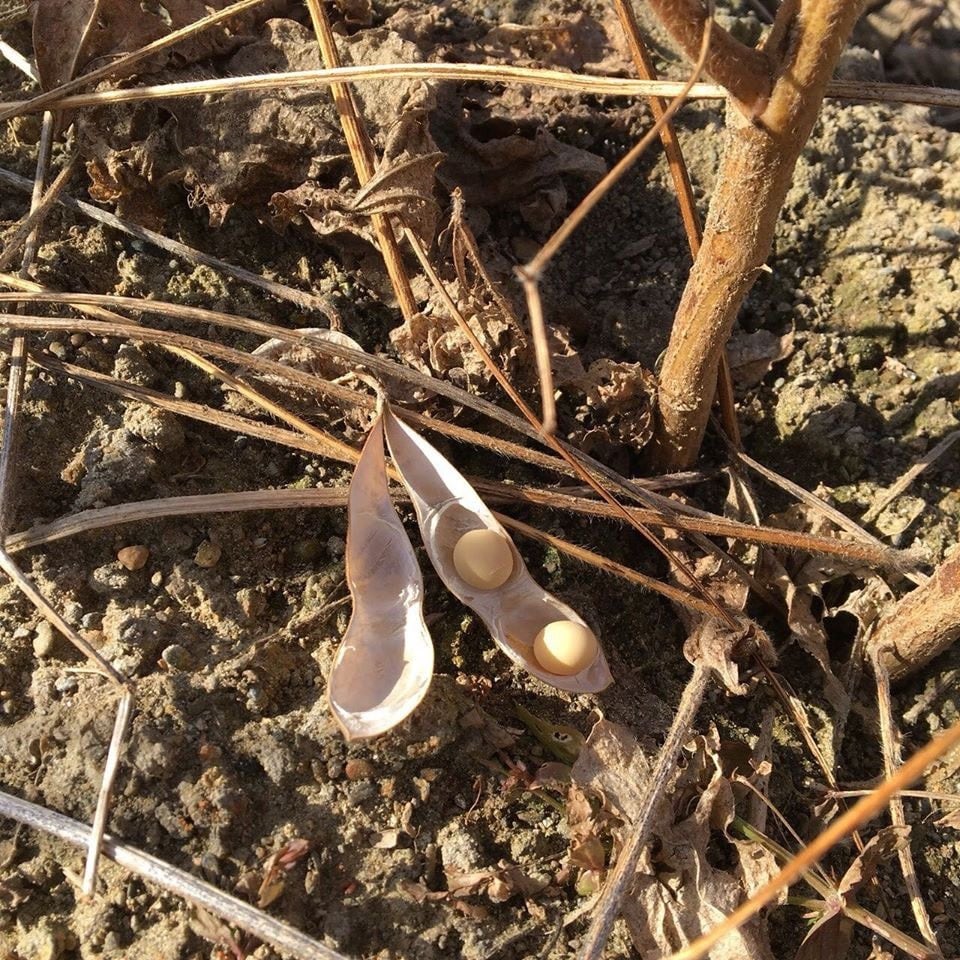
[0,285,545,443]
[0,154,77,271]
[871,649,940,949]
[2,65,959,115]
[82,690,133,894]
[304,0,417,320]
[488,515,718,617]
[6,489,351,553]
[863,428,960,524]
[19,310,564,472]
[0,112,55,534]
[730,444,927,585]
[735,818,939,959]
[0,0,274,125]
[653,0,870,468]
[0,789,348,960]
[871,548,960,681]
[0,37,36,81]
[515,15,714,434]
[0,544,133,893]
[472,480,918,571]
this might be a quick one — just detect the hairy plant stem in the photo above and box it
[653,0,869,469]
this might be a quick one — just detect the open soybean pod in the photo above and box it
[327,414,434,739]
[382,404,612,693]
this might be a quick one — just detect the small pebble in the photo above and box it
[236,587,266,619]
[161,644,193,671]
[117,544,149,571]
[293,538,322,562]
[194,540,221,568]
[88,563,130,594]
[344,758,375,781]
[32,622,57,658]
[48,341,67,359]
[54,676,78,695]
[345,781,377,803]
[326,536,346,559]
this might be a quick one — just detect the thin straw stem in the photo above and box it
[305,0,417,320]
[82,691,133,895]
[0,0,274,123]
[0,113,56,534]
[1,66,958,114]
[871,649,939,947]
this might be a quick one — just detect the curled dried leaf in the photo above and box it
[382,404,612,693]
[327,415,433,739]
[684,617,775,695]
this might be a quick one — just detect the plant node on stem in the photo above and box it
[652,0,868,470]
[644,0,774,114]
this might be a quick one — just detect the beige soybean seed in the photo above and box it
[453,529,513,590]
[533,621,599,676]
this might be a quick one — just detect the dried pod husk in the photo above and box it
[383,405,612,693]
[328,414,433,739]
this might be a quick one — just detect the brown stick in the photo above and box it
[871,548,960,681]
[578,662,711,960]
[304,0,418,321]
[653,0,869,470]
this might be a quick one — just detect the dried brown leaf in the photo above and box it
[794,912,855,960]
[480,13,629,73]
[622,770,775,960]
[935,806,960,830]
[433,105,605,223]
[759,553,850,713]
[31,0,96,90]
[836,824,910,902]
[683,616,775,696]
[571,719,652,822]
[727,327,795,390]
[32,0,278,90]
[565,360,657,464]
[573,720,778,956]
